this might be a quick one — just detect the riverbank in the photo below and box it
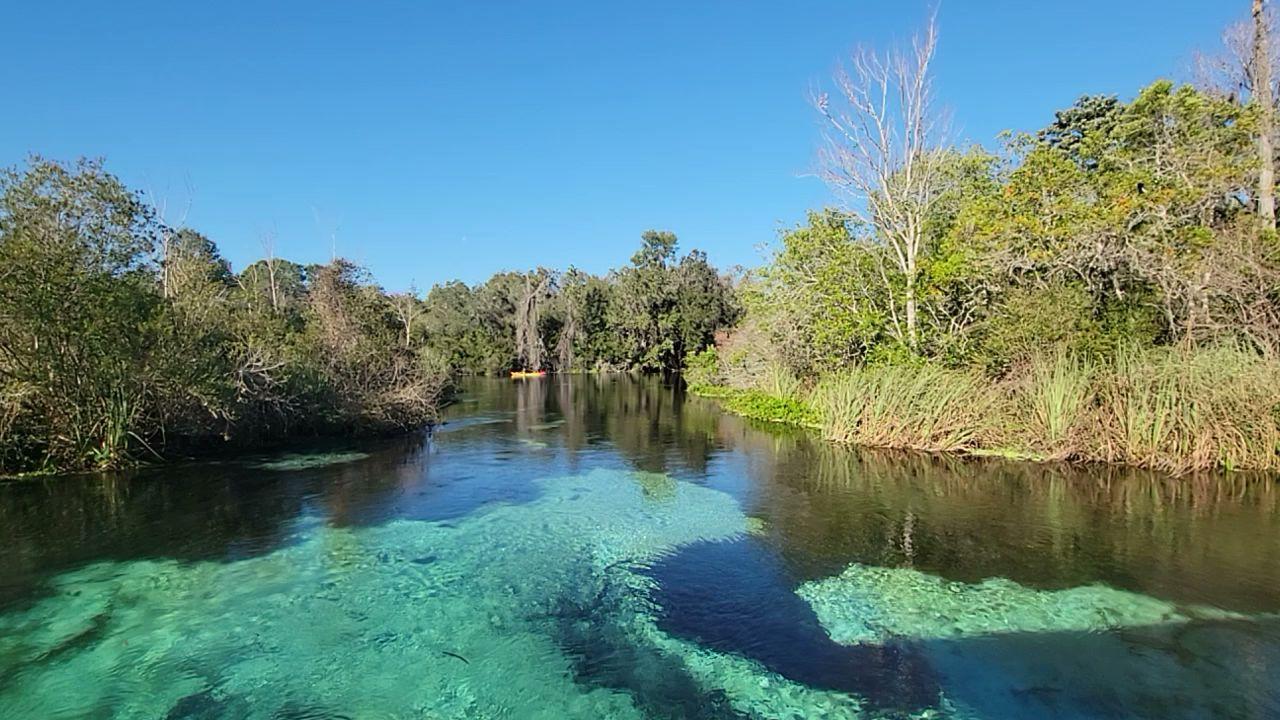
[689,345,1280,475]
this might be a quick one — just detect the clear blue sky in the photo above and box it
[1,1,1242,291]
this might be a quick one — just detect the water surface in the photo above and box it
[1,376,1277,718]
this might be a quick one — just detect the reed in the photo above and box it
[811,364,992,452]
[1013,350,1094,458]
[703,344,1280,474]
[1088,345,1280,474]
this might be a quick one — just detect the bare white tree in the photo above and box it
[145,182,193,299]
[1256,0,1276,224]
[815,12,948,350]
[261,228,281,313]
[390,285,424,349]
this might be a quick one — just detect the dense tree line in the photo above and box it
[0,160,737,473]
[741,80,1276,375]
[696,9,1280,473]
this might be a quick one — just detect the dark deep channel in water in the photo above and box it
[1,376,1278,719]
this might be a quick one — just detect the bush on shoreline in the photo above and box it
[691,344,1280,475]
[0,159,451,474]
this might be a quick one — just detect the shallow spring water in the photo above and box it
[0,376,1277,719]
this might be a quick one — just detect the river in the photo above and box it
[1,375,1277,719]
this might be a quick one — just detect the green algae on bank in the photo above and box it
[687,384,821,427]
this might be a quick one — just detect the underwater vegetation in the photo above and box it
[2,463,1275,719]
[250,451,371,471]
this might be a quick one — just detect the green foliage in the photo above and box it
[750,210,888,375]
[609,231,739,372]
[682,347,721,388]
[811,365,993,452]
[0,158,451,473]
[958,82,1263,350]
[0,157,165,469]
[689,385,820,427]
[972,283,1161,372]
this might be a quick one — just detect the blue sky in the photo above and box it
[2,1,1242,291]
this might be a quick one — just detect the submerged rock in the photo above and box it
[797,564,1235,645]
[252,451,369,471]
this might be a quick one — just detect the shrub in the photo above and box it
[682,347,721,389]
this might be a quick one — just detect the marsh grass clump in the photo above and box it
[811,364,992,452]
[998,351,1095,459]
[698,342,1280,474]
[760,363,804,402]
[1086,345,1280,474]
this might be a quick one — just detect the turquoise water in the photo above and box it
[1,376,1278,718]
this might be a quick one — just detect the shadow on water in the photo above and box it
[645,536,1280,719]
[549,598,751,720]
[645,538,940,713]
[910,614,1280,719]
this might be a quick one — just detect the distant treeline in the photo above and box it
[416,230,738,376]
[0,159,738,473]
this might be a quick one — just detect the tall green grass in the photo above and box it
[811,364,993,452]
[704,344,1280,474]
[1089,345,1280,474]
[760,362,803,401]
[1015,351,1094,458]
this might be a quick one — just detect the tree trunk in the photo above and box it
[905,250,919,350]
[1256,0,1276,225]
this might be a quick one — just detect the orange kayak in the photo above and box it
[510,370,547,379]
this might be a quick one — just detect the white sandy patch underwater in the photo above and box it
[797,563,1247,645]
[798,563,1276,719]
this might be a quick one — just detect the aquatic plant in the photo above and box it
[251,451,370,471]
[1087,344,1280,473]
[811,364,991,452]
[690,386,820,427]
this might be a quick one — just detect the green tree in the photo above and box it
[609,231,736,371]
[0,158,163,467]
